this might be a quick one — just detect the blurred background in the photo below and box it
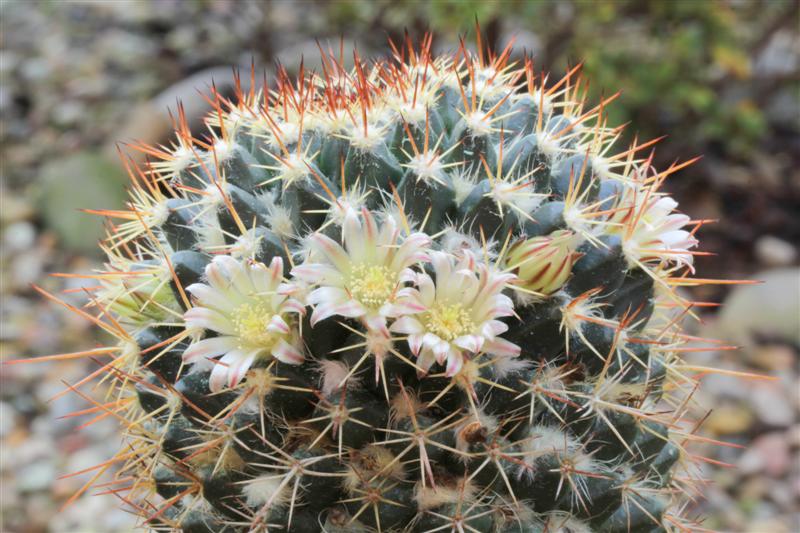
[0,1,797,531]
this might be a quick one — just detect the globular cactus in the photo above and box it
[29,34,731,532]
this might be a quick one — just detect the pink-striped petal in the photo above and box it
[361,207,378,249]
[342,208,362,252]
[205,261,230,292]
[433,340,451,365]
[382,299,425,317]
[407,333,424,356]
[182,336,238,363]
[430,251,453,279]
[273,339,304,365]
[310,299,365,326]
[267,315,290,334]
[184,307,237,335]
[484,337,521,358]
[186,283,237,312]
[280,298,306,315]
[248,263,273,294]
[216,255,254,296]
[291,263,330,283]
[364,314,389,336]
[310,304,337,326]
[454,334,484,353]
[226,350,259,389]
[416,274,436,306]
[308,286,349,306]
[332,300,367,318]
[209,349,244,392]
[445,350,464,377]
[482,319,509,337]
[268,256,284,284]
[310,233,350,271]
[390,316,424,335]
[415,349,437,376]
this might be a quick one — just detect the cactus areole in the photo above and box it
[38,35,728,532]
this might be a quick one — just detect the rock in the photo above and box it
[768,479,796,511]
[711,268,800,348]
[0,189,34,223]
[0,402,15,438]
[749,344,796,372]
[11,249,45,289]
[738,432,791,476]
[51,100,87,128]
[55,490,135,533]
[755,235,797,267]
[754,29,799,78]
[16,461,56,493]
[746,518,793,533]
[751,382,795,427]
[36,151,127,255]
[2,221,35,252]
[704,403,755,435]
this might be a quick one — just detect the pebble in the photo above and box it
[755,235,798,267]
[11,249,45,289]
[751,382,796,427]
[749,344,796,371]
[16,461,57,493]
[713,268,800,347]
[704,402,755,435]
[738,432,791,476]
[747,519,793,533]
[51,100,86,127]
[768,480,796,511]
[2,221,36,251]
[0,190,34,224]
[0,402,15,438]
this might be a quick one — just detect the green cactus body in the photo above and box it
[39,37,717,532]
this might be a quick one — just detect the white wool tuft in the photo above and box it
[242,475,290,508]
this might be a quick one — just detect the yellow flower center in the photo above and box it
[232,302,281,350]
[425,302,475,341]
[348,263,396,309]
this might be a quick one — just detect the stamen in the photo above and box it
[424,302,475,341]
[347,263,396,309]
[232,302,280,350]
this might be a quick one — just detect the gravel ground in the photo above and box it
[1,2,797,532]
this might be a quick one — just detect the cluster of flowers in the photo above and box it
[184,207,521,391]
[184,187,699,393]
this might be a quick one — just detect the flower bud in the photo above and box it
[506,229,579,295]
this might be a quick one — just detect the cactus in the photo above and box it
[26,34,733,532]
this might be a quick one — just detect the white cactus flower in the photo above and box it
[390,251,520,376]
[183,255,305,392]
[611,190,698,270]
[291,208,431,334]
